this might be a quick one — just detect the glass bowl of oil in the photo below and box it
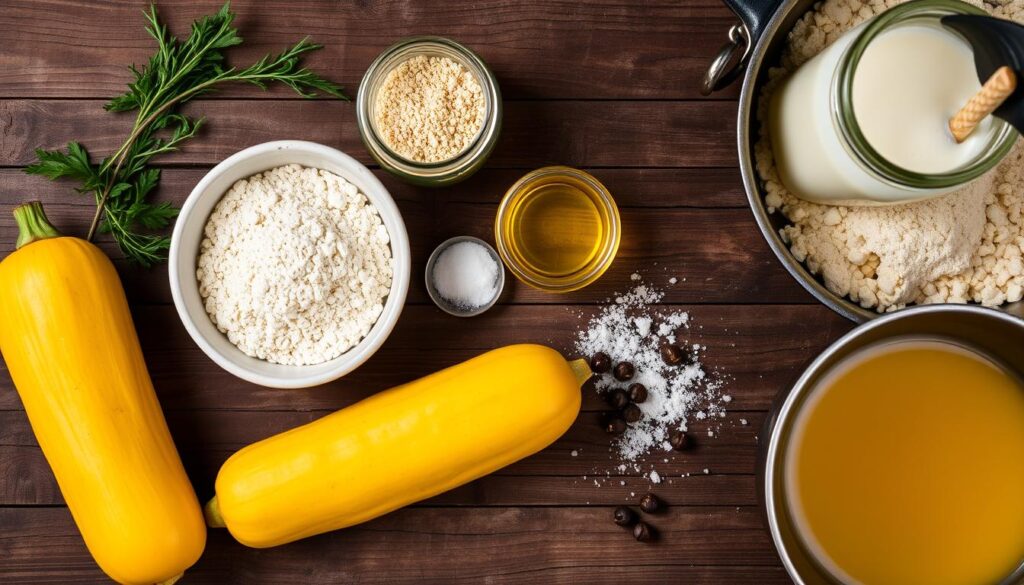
[495,167,620,292]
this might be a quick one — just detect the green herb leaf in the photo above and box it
[27,1,347,265]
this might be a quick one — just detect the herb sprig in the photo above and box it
[25,2,346,266]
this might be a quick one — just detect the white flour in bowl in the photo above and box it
[197,164,393,366]
[757,0,1024,312]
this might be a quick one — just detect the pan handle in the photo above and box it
[701,0,784,95]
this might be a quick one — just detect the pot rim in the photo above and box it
[761,303,1024,584]
[733,0,1024,323]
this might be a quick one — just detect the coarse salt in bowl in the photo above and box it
[169,140,411,389]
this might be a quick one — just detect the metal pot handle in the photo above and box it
[701,0,784,95]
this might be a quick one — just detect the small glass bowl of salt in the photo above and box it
[426,236,505,317]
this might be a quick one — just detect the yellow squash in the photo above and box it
[0,203,206,584]
[206,344,589,548]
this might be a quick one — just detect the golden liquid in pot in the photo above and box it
[786,338,1024,585]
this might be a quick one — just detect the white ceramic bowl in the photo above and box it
[169,140,411,389]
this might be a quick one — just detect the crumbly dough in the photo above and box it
[374,55,486,163]
[757,0,1024,311]
[197,164,393,366]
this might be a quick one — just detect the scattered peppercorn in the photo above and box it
[622,403,642,423]
[669,429,690,451]
[639,493,661,513]
[613,361,635,381]
[628,383,648,403]
[605,416,627,436]
[613,506,636,527]
[590,352,611,373]
[608,389,629,410]
[633,521,654,542]
[660,344,684,366]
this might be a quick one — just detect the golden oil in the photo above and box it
[495,167,620,292]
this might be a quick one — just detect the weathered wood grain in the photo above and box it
[0,304,850,412]
[0,197,814,307]
[0,0,741,101]
[1,401,765,505]
[0,507,788,584]
[0,442,763,507]
[0,99,738,168]
[2,167,749,210]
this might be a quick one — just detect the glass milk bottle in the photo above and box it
[769,0,1018,206]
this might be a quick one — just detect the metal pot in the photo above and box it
[704,0,1024,323]
[760,304,1024,584]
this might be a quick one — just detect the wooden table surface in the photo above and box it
[0,1,857,583]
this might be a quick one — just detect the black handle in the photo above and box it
[702,0,785,94]
[724,0,785,46]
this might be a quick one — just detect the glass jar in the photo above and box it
[769,0,1018,205]
[495,167,620,293]
[356,36,502,187]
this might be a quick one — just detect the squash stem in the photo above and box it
[13,201,61,250]
[204,496,226,528]
[159,573,184,585]
[568,358,592,387]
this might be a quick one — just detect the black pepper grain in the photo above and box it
[622,403,642,423]
[633,521,655,542]
[628,383,648,403]
[607,389,629,410]
[590,352,612,373]
[660,344,684,366]
[613,361,635,381]
[639,493,661,514]
[669,429,690,451]
[613,506,636,527]
[605,416,627,436]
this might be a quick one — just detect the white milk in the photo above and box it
[769,10,1004,206]
[853,23,991,174]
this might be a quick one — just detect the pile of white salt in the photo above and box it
[573,278,726,463]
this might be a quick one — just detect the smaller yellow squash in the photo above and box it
[206,344,589,548]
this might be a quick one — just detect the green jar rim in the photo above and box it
[356,36,502,187]
[833,0,1018,189]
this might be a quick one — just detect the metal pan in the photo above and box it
[703,0,1024,322]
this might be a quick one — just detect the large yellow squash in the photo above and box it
[0,203,206,584]
[206,344,589,548]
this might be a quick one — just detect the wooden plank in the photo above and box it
[0,507,786,584]
[0,0,741,101]
[0,99,738,168]
[0,204,814,306]
[2,167,749,209]
[0,304,851,411]
[0,406,765,505]
[0,441,761,507]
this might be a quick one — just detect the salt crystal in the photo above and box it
[740,418,748,425]
[669,277,678,284]
[431,241,499,308]
[703,468,709,474]
[650,471,662,484]
[570,450,578,457]
[722,395,732,403]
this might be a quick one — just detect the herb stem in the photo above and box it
[27,2,345,265]
[87,76,223,241]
